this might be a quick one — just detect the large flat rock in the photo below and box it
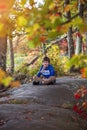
[0,77,87,130]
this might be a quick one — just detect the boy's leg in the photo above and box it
[33,81,40,85]
[33,75,42,85]
[42,76,56,85]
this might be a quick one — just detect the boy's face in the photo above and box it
[43,61,49,68]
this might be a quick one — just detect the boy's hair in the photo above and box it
[42,56,50,63]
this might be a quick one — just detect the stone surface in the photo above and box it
[0,77,87,130]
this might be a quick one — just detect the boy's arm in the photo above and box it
[50,66,55,76]
[37,66,42,77]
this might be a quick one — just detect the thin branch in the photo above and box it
[61,4,87,25]
[46,28,77,50]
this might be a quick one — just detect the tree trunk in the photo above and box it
[67,26,74,58]
[42,43,47,56]
[85,32,87,53]
[75,33,82,55]
[0,36,7,71]
[64,0,71,19]
[78,0,84,18]
[9,37,14,73]
[64,0,74,58]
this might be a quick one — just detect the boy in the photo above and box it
[33,56,56,85]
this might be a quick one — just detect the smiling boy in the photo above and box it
[33,56,56,85]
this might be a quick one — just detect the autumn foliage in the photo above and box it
[0,69,20,88]
[73,86,87,120]
[80,67,87,78]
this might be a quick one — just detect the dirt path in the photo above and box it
[0,77,87,130]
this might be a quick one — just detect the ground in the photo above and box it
[0,77,87,130]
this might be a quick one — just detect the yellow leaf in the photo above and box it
[49,3,55,10]
[17,16,27,27]
[0,21,7,37]
[49,15,57,23]
[33,23,40,31]
[26,27,32,33]
[0,22,4,31]
[0,69,6,82]
[21,0,26,6]
[1,76,13,87]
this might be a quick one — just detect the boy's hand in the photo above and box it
[42,78,48,84]
[43,65,46,69]
[41,66,46,73]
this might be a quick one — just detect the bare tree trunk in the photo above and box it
[75,32,82,54]
[67,26,74,58]
[64,0,74,58]
[78,0,84,18]
[9,37,14,73]
[0,36,7,71]
[74,0,84,54]
[42,43,47,56]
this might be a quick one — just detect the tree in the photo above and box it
[0,0,87,71]
[0,0,15,71]
[0,37,7,71]
[9,37,14,73]
[64,0,74,58]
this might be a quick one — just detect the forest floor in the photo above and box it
[0,77,87,130]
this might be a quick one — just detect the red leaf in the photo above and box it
[55,12,61,17]
[76,32,81,37]
[25,117,32,121]
[74,93,81,99]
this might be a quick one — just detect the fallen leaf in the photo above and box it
[25,117,32,121]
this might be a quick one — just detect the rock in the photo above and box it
[0,77,87,130]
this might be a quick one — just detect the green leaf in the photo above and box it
[44,20,52,29]
[27,41,36,48]
[48,30,58,39]
[53,18,62,28]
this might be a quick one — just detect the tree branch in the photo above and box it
[61,4,87,25]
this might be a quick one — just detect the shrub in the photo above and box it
[15,45,69,77]
[47,45,69,75]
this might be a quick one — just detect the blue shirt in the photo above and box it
[37,64,55,78]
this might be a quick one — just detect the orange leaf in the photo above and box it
[80,68,85,73]
[64,5,71,12]
[40,36,47,42]
[0,69,6,82]
[10,81,21,88]
[0,0,14,12]
[82,73,86,78]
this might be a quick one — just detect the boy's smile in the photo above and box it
[43,61,49,68]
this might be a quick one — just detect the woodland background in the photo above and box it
[0,1,87,127]
[0,0,87,86]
